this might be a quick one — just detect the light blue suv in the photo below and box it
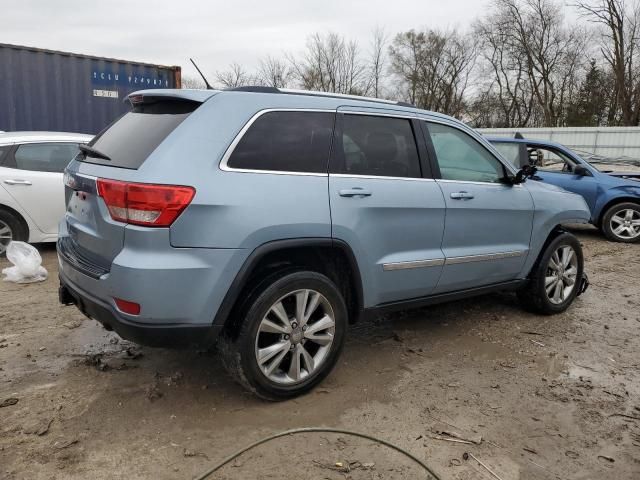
[58,87,591,399]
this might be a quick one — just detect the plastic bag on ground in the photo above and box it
[2,241,48,284]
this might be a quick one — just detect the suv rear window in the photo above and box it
[80,100,199,169]
[227,111,335,173]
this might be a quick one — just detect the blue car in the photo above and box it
[488,136,640,243]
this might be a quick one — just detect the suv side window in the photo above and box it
[427,122,505,183]
[334,114,421,178]
[14,143,81,173]
[528,146,577,173]
[227,111,334,173]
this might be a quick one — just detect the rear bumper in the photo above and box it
[56,222,246,347]
[59,275,222,348]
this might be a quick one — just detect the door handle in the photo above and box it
[339,188,372,198]
[450,191,474,200]
[4,179,32,186]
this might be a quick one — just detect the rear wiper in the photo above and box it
[79,144,111,161]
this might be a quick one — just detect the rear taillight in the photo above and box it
[97,179,195,227]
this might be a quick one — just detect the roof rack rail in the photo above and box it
[223,85,416,108]
[225,86,280,93]
[396,101,417,108]
[279,88,400,105]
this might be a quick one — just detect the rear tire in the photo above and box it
[0,209,27,256]
[600,202,640,243]
[517,233,583,315]
[219,270,347,400]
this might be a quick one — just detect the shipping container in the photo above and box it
[0,43,181,134]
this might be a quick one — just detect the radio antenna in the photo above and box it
[189,58,214,90]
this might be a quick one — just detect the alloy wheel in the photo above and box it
[0,220,13,255]
[610,208,640,240]
[255,289,335,385]
[545,245,578,305]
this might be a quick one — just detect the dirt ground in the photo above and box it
[1,226,639,480]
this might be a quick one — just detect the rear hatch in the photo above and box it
[60,92,209,274]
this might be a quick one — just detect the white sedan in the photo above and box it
[0,131,92,254]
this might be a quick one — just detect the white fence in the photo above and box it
[478,127,640,162]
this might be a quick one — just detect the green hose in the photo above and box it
[193,426,441,480]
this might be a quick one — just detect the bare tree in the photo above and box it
[389,29,475,116]
[184,3,617,126]
[474,9,536,127]
[575,0,640,125]
[257,56,293,88]
[388,30,423,105]
[501,0,588,126]
[288,32,369,94]
[367,26,388,98]
[470,0,589,127]
[215,63,254,88]
[181,75,207,89]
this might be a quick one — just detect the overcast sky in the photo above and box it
[2,0,492,80]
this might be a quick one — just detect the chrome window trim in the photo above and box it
[437,179,523,188]
[330,173,434,182]
[383,258,445,271]
[15,140,86,145]
[219,108,336,176]
[382,250,526,272]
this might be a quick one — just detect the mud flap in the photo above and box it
[58,283,75,306]
[577,273,589,296]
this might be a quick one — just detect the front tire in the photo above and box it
[219,271,347,400]
[518,233,584,315]
[601,202,640,243]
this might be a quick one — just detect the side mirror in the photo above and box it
[510,164,538,185]
[573,164,589,176]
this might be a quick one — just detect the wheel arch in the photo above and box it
[0,203,29,240]
[541,224,570,252]
[596,196,640,227]
[523,224,574,279]
[214,238,365,337]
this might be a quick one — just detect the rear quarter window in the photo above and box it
[227,111,335,173]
